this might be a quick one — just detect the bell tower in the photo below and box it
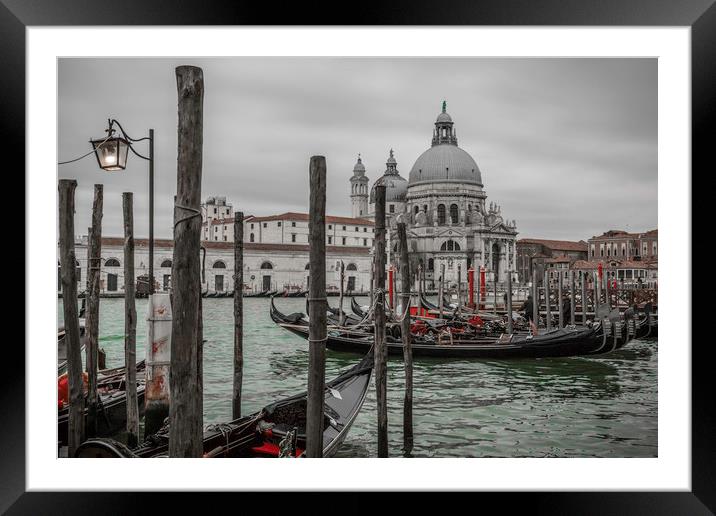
[350,154,369,218]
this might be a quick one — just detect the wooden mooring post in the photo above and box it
[233,212,244,419]
[338,260,346,326]
[397,222,413,455]
[594,270,601,314]
[569,270,576,326]
[59,179,84,456]
[581,271,588,324]
[506,271,514,333]
[544,271,552,331]
[456,264,462,315]
[122,192,139,447]
[169,65,204,457]
[85,184,103,438]
[557,272,564,328]
[306,156,328,458]
[493,277,498,315]
[438,264,445,319]
[374,184,389,457]
[532,269,539,327]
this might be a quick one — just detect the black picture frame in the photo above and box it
[5,0,711,512]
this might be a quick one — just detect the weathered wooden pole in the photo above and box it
[84,184,103,438]
[438,264,445,319]
[306,156,328,458]
[369,256,374,308]
[373,184,388,457]
[604,272,611,310]
[456,264,462,315]
[417,262,423,301]
[122,192,139,447]
[532,268,539,327]
[476,265,482,311]
[506,270,514,334]
[493,274,498,315]
[581,271,588,324]
[397,222,413,455]
[569,270,576,326]
[544,270,552,331]
[557,271,564,328]
[59,179,84,456]
[338,260,346,326]
[169,65,204,458]
[232,212,244,419]
[594,270,601,313]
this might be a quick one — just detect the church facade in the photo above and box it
[356,102,518,288]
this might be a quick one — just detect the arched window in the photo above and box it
[450,204,458,224]
[250,233,255,242]
[260,262,273,270]
[105,258,120,267]
[160,259,172,268]
[437,204,446,225]
[346,263,357,271]
[414,205,419,215]
[305,263,310,270]
[428,258,434,271]
[213,260,226,269]
[440,240,461,251]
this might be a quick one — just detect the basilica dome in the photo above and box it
[409,145,482,186]
[408,103,483,187]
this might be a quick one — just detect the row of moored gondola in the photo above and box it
[269,293,657,359]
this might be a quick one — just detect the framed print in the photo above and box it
[5,0,712,513]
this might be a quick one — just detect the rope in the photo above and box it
[58,133,112,165]
[309,336,328,344]
[174,204,201,230]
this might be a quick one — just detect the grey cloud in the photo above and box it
[58,57,656,241]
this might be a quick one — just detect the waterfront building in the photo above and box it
[571,258,658,289]
[516,238,588,284]
[65,236,371,295]
[587,229,658,262]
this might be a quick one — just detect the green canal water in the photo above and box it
[58,296,658,458]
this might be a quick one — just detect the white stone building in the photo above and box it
[67,237,372,295]
[364,102,519,288]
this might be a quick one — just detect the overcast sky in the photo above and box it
[58,57,656,241]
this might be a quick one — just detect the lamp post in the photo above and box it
[90,119,155,295]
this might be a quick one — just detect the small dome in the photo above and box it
[353,155,365,173]
[370,173,408,203]
[436,111,453,124]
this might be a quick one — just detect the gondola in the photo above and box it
[270,296,309,326]
[58,361,146,446]
[277,320,616,359]
[75,351,373,458]
[244,290,268,298]
[287,289,308,298]
[351,296,367,318]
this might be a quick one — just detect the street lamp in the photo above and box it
[91,119,155,295]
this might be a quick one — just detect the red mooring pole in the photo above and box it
[479,266,487,310]
[467,267,475,308]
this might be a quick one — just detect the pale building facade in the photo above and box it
[66,237,372,295]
